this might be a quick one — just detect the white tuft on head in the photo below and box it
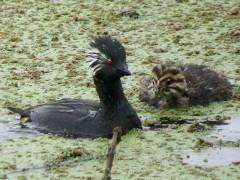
[86,48,109,76]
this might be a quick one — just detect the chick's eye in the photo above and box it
[106,60,112,67]
[166,79,172,85]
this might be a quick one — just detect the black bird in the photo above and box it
[6,37,142,138]
[139,63,233,108]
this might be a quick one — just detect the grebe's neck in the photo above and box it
[94,78,127,110]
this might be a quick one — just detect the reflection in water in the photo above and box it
[183,117,240,166]
[206,117,240,141]
[183,148,240,166]
[0,117,42,140]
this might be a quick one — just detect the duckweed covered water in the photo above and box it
[0,0,240,179]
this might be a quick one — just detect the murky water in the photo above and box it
[0,117,42,140]
[183,148,240,166]
[206,117,240,142]
[1,116,240,167]
[230,80,240,86]
[183,117,240,166]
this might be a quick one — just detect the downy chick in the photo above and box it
[139,63,233,108]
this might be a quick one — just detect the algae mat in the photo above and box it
[0,0,240,179]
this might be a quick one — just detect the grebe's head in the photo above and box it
[87,36,131,82]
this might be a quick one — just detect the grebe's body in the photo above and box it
[7,37,142,138]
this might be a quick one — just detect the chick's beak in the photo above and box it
[154,87,161,94]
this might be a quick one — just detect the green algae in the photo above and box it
[0,0,240,179]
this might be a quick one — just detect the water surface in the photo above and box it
[0,117,42,140]
[183,117,240,166]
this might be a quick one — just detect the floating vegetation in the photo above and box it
[0,0,240,179]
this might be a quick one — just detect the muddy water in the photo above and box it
[183,117,240,166]
[0,117,42,140]
[1,115,239,167]
[206,117,240,142]
[184,148,240,166]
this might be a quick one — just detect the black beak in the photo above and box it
[117,68,131,76]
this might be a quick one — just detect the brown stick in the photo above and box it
[102,127,122,180]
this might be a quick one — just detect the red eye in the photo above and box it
[106,60,112,66]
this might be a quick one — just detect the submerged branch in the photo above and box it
[145,117,230,130]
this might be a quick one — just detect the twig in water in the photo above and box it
[102,127,122,180]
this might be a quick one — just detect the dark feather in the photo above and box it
[5,107,26,116]
[90,36,126,63]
